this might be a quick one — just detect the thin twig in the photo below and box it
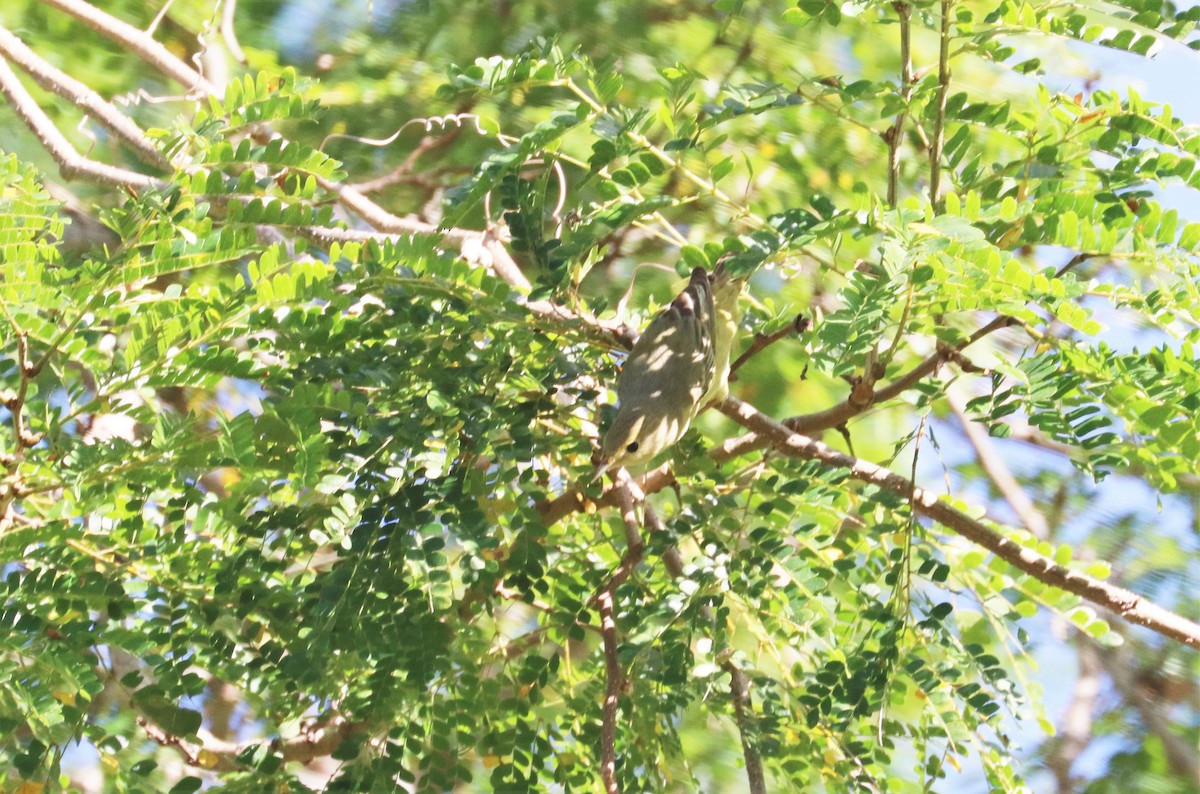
[146,0,176,35]
[728,314,809,379]
[137,716,219,770]
[350,128,464,193]
[219,0,246,64]
[641,503,685,578]
[1005,422,1200,492]
[886,2,914,207]
[947,390,1049,539]
[315,177,536,291]
[929,0,953,204]
[781,315,1016,436]
[137,710,363,771]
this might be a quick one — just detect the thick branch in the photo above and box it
[537,315,1017,526]
[0,57,158,189]
[41,0,219,96]
[543,256,1106,562]
[596,481,646,794]
[0,25,171,169]
[717,397,1200,649]
[724,663,767,794]
[138,711,364,771]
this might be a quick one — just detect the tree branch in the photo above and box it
[348,126,465,194]
[724,662,767,794]
[220,0,247,65]
[643,505,768,794]
[1047,639,1100,792]
[778,253,1082,438]
[929,0,953,204]
[728,313,809,379]
[783,315,1015,435]
[137,712,365,771]
[1002,420,1200,493]
[0,24,172,169]
[536,314,1017,527]
[597,589,622,794]
[0,56,158,189]
[596,480,646,794]
[886,1,914,207]
[41,0,219,96]
[947,389,1049,539]
[716,397,1200,649]
[137,715,233,771]
[16,1,543,298]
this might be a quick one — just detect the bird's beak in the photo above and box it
[591,460,611,482]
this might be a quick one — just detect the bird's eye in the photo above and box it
[626,441,640,453]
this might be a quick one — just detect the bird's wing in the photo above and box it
[616,268,715,409]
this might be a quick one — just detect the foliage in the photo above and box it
[0,0,1197,792]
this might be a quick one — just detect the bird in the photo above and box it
[594,266,717,479]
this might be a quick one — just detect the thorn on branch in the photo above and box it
[937,344,989,375]
[835,424,855,457]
